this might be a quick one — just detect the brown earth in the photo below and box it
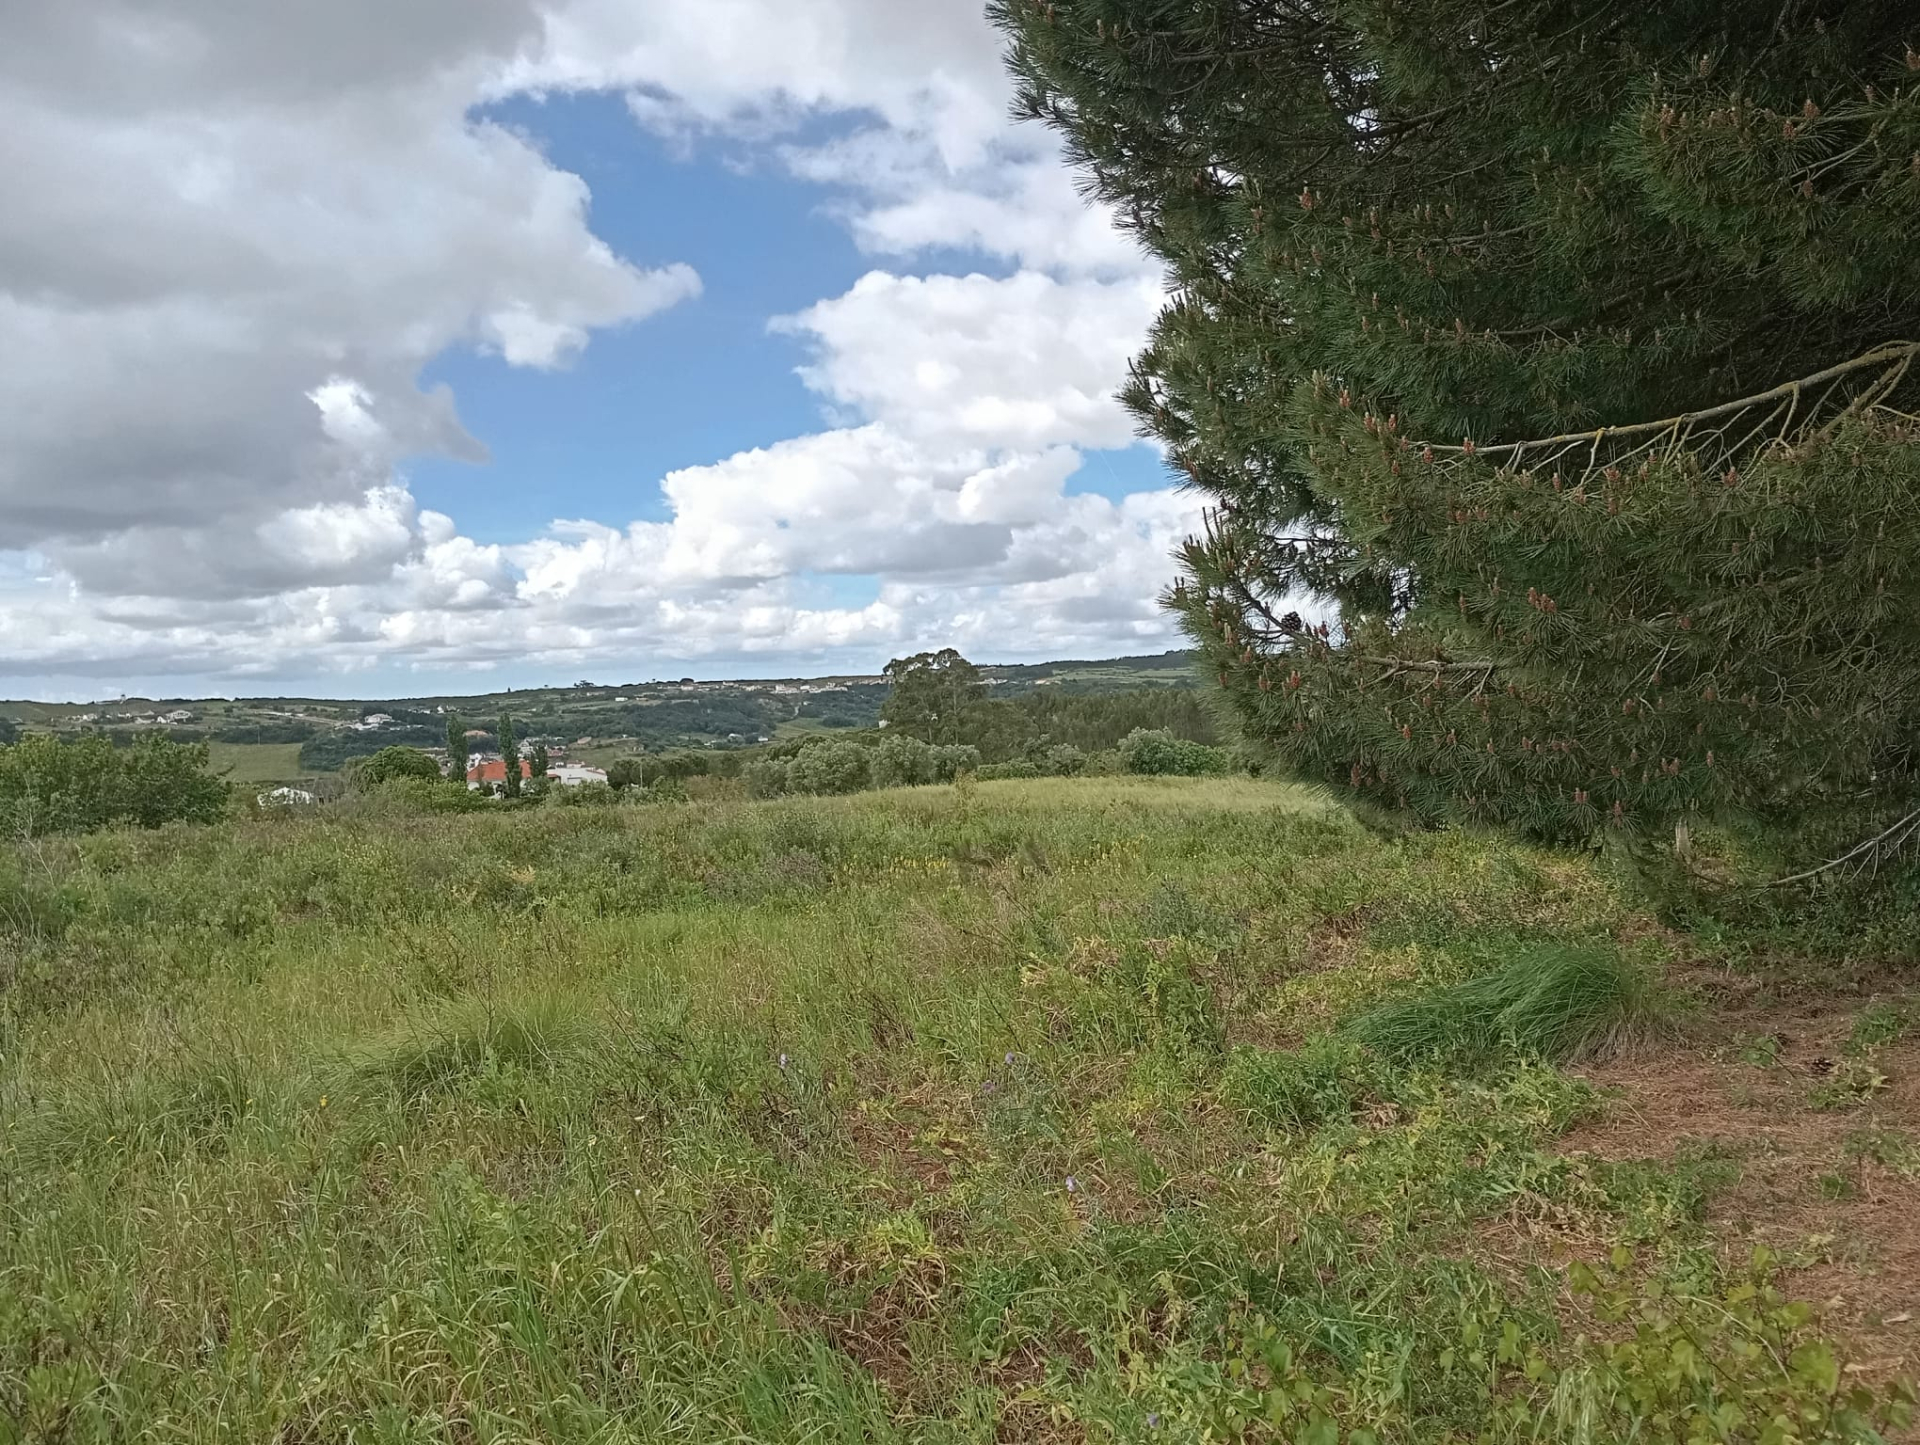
[1564,987,1919,1386]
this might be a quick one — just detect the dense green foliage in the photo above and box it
[996,0,1920,878]
[747,737,985,798]
[445,714,468,782]
[880,649,988,745]
[0,734,229,836]
[498,713,521,800]
[1117,726,1232,777]
[1,780,1911,1439]
[963,685,1218,759]
[349,746,444,788]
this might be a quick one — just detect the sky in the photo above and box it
[0,0,1199,702]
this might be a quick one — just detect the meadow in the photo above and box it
[0,777,1914,1443]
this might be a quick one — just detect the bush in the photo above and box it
[871,735,937,788]
[350,746,444,787]
[606,759,646,792]
[0,734,230,836]
[1117,728,1230,777]
[745,757,791,799]
[785,738,873,796]
[977,744,1089,782]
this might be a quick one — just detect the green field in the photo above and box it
[1,779,1913,1441]
[206,740,311,784]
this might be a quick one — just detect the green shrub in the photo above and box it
[1344,943,1657,1067]
[0,734,230,837]
[745,756,791,799]
[1118,727,1231,777]
[927,743,980,782]
[979,744,1090,781]
[785,739,873,795]
[871,734,938,788]
[349,746,443,787]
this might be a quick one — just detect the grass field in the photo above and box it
[206,739,310,784]
[0,778,1914,1442]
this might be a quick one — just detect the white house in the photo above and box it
[545,763,609,788]
[258,786,317,806]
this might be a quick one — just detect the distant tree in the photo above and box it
[0,717,21,746]
[497,713,521,799]
[530,741,549,780]
[606,758,646,792]
[881,649,986,745]
[445,714,468,782]
[351,747,443,787]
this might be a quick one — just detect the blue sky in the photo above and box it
[0,2,1193,700]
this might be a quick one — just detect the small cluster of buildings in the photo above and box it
[464,759,608,790]
[74,708,195,726]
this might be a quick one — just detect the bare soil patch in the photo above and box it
[1564,990,1919,1384]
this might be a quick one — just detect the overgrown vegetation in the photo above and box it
[0,733,229,837]
[1,777,1911,1440]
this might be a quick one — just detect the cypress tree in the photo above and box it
[498,713,521,799]
[445,713,468,784]
[994,1,1920,880]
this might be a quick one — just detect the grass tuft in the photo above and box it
[344,993,598,1102]
[1342,942,1663,1066]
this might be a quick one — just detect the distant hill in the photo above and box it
[0,649,1204,782]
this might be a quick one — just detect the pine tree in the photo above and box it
[995,0,1920,881]
[445,714,468,784]
[498,713,521,799]
[530,741,549,781]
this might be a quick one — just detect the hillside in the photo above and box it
[0,651,1202,785]
[0,777,1912,1441]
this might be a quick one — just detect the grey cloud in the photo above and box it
[0,0,697,590]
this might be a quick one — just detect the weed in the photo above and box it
[1734,1030,1787,1068]
[1848,1001,1911,1054]
[1809,1053,1892,1110]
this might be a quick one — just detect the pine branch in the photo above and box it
[1430,341,1920,458]
[1768,807,1920,887]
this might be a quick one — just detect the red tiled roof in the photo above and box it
[466,759,533,783]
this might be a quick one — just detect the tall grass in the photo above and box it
[0,777,1904,1442]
